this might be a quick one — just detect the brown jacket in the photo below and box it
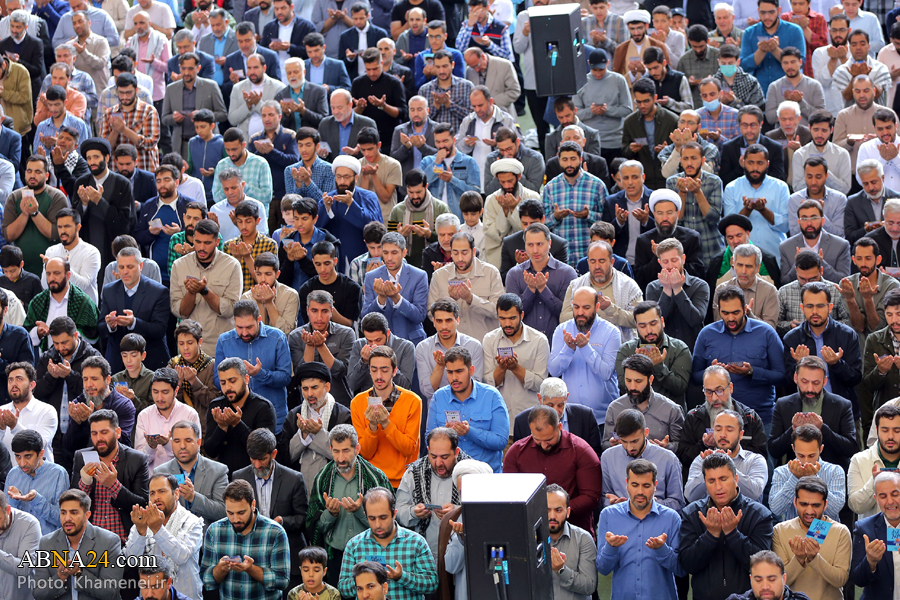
[612,38,671,80]
[437,506,464,600]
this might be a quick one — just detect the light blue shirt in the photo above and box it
[34,113,93,155]
[51,6,119,50]
[600,443,685,511]
[337,113,355,153]
[4,461,69,534]
[596,501,684,600]
[213,35,227,85]
[684,448,768,503]
[768,459,846,521]
[309,62,324,85]
[427,380,509,472]
[723,174,790,266]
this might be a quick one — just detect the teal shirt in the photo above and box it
[318,467,369,550]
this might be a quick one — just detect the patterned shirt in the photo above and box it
[99,84,153,115]
[212,152,274,213]
[542,170,607,266]
[224,232,278,292]
[98,100,160,172]
[714,67,765,109]
[40,68,98,122]
[698,104,741,147]
[349,251,373,288]
[338,525,438,600]
[77,450,126,541]
[769,459,846,520]
[419,76,474,133]
[781,10,828,76]
[283,157,335,201]
[776,281,851,336]
[455,16,512,61]
[677,46,720,106]
[201,512,290,600]
[665,170,725,265]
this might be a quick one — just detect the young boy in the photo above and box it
[288,547,341,600]
[272,196,297,245]
[0,245,42,307]
[167,202,225,275]
[224,200,278,292]
[576,221,635,278]
[349,221,387,288]
[111,333,155,414]
[296,241,362,327]
[583,0,626,56]
[608,157,626,194]
[167,319,218,440]
[650,5,685,68]
[459,191,485,254]
[277,195,340,290]
[187,108,225,205]
[241,251,300,335]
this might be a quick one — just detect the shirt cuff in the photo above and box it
[29,328,41,346]
[327,208,335,219]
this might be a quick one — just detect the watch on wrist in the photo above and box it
[200,287,209,296]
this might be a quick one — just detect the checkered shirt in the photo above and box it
[665,170,725,265]
[77,450,126,541]
[224,232,278,292]
[419,76,475,133]
[98,100,160,172]
[542,170,608,266]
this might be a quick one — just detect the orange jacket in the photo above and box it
[351,386,422,487]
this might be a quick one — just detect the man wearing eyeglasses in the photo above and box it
[779,198,851,283]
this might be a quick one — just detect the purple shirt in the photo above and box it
[505,256,578,340]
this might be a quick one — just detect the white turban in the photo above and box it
[490,158,524,176]
[331,155,361,175]
[649,188,683,212]
[623,9,650,24]
[452,459,493,486]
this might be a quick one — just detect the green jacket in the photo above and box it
[863,325,900,413]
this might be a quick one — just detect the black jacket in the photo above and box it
[277,401,353,467]
[719,135,786,187]
[276,228,341,289]
[499,229,569,284]
[678,492,775,600]
[845,187,900,247]
[768,391,858,471]
[676,399,768,473]
[422,241,450,283]
[53,154,90,199]
[0,34,46,104]
[205,392,277,473]
[131,168,157,205]
[726,586,811,600]
[71,444,150,536]
[512,403,602,458]
[602,186,655,261]
[234,461,308,576]
[73,170,136,269]
[634,225,706,291]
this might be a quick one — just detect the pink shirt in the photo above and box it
[136,35,170,102]
[134,401,201,470]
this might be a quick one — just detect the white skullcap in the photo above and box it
[649,188,683,212]
[490,158,524,176]
[452,459,493,484]
[331,155,361,175]
[623,9,650,23]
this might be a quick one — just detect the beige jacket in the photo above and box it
[772,516,851,600]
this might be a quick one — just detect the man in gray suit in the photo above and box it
[274,57,329,130]
[318,88,376,162]
[154,420,228,530]
[390,95,438,176]
[198,9,239,93]
[162,52,228,160]
[464,47,521,117]
[780,198,852,283]
[33,489,124,600]
[228,53,287,139]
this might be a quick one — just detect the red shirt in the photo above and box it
[781,10,828,76]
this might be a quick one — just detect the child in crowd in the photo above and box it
[111,333,155,414]
[288,547,341,600]
[459,191,485,254]
[0,245,42,307]
[272,196,297,245]
[187,108,225,205]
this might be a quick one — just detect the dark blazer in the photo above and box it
[71,444,150,536]
[338,23,390,80]
[53,154,90,199]
[0,33,46,104]
[643,0,713,29]
[546,151,610,190]
[719,134,787,186]
[390,118,439,177]
[234,461,308,576]
[198,29,239,63]
[865,226,900,269]
[634,226,706,291]
[0,124,22,173]
[318,113,378,163]
[277,400,352,466]
[167,49,215,79]
[222,46,283,108]
[845,188,900,246]
[387,61,415,100]
[512,403,602,458]
[620,105,679,188]
[274,82,329,129]
[34,521,124,600]
[304,56,352,91]
[240,6,270,35]
[768,390,858,471]
[261,15,316,63]
[499,229,569,284]
[851,513,895,600]
[602,186,655,261]
[780,229,851,283]
[544,118,601,158]
[98,276,171,372]
[362,262,429,345]
[130,168,158,205]
[72,170,135,268]
[249,125,300,199]
[133,195,191,254]
[154,454,229,528]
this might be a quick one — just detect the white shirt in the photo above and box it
[106,70,155,98]
[460,222,484,255]
[247,82,265,138]
[209,196,269,241]
[29,288,69,346]
[277,21,294,86]
[857,134,900,191]
[473,116,495,188]
[355,23,370,74]
[0,399,58,463]
[41,239,102,305]
[191,23,211,43]
[177,175,206,204]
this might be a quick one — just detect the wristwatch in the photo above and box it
[200,287,209,296]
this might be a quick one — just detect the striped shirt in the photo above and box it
[419,76,474,133]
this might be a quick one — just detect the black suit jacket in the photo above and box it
[72,444,150,535]
[845,188,900,246]
[261,15,316,62]
[512,404,602,457]
[865,224,900,268]
[499,229,569,284]
[98,276,171,372]
[546,151,610,191]
[234,461,307,576]
[602,187,655,260]
[338,23,390,80]
[719,134,786,187]
[634,226,706,290]
[704,247,782,322]
[54,155,90,200]
[130,168,158,205]
[0,34,45,103]
[768,391,857,471]
[73,171,135,268]
[851,514,896,599]
[643,0,713,29]
[387,61,414,100]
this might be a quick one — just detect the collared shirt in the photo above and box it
[698,104,741,147]
[283,157,336,201]
[504,256,578,340]
[209,197,270,242]
[456,15,513,60]
[789,187,849,241]
[5,461,69,534]
[542,170,608,266]
[549,522,597,600]
[0,398,57,463]
[740,19,806,93]
[723,175,791,264]
[777,282,851,336]
[78,449,126,541]
[99,83,153,115]
[255,473,274,518]
[602,391,685,453]
[692,318,786,424]
[40,68,99,122]
[428,259,504,342]
[200,512,290,600]
[483,324,550,431]
[33,113,92,156]
[715,275,780,330]
[98,100,161,172]
[678,47,720,107]
[317,463,369,550]
[600,442,685,511]
[685,448,768,502]
[0,508,41,600]
[427,380,510,472]
[29,287,69,346]
[134,402,201,470]
[596,501,683,600]
[769,459,845,521]
[211,152,274,213]
[337,113,355,153]
[858,134,900,191]
[849,10,885,56]
[419,76,475,133]
[665,171,724,265]
[414,332,484,401]
[40,239,102,304]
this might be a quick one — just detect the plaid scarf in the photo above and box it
[409,451,470,536]
[169,350,214,409]
[23,284,99,350]
[306,456,392,549]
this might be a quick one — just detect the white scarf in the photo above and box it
[139,503,195,580]
[301,392,336,430]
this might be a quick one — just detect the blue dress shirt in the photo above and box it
[723,174,790,266]
[4,462,70,534]
[739,19,805,93]
[600,443,685,511]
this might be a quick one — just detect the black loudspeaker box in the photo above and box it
[529,3,588,97]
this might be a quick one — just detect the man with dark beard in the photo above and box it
[0,362,58,463]
[387,169,451,262]
[596,459,682,600]
[482,157,542,269]
[204,357,277,473]
[72,138,135,270]
[780,199,851,282]
[504,405,602,535]
[98,73,161,173]
[604,353,685,453]
[665,141,724,266]
[634,188,706,291]
[545,484,597,600]
[728,552,813,600]
[234,428,308,594]
[684,408,768,503]
[71,408,149,542]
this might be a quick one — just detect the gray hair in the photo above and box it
[173,29,194,44]
[378,37,395,49]
[218,167,243,183]
[9,9,29,24]
[217,357,248,376]
[561,124,585,140]
[116,247,142,260]
[885,199,900,216]
[285,57,305,72]
[704,364,732,385]
[381,231,407,250]
[331,88,352,104]
[260,99,282,116]
[539,377,568,400]
[713,2,733,15]
[733,243,761,267]
[435,213,461,230]
[621,159,644,175]
[307,290,334,307]
[56,43,76,56]
[329,423,358,446]
[777,101,801,119]
[858,158,885,178]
